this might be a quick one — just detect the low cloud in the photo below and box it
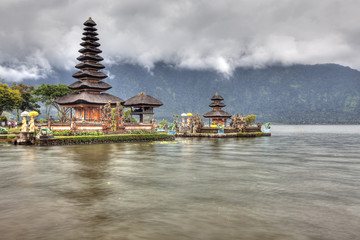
[1,0,360,82]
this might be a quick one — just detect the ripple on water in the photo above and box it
[0,125,360,240]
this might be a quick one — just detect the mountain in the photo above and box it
[22,63,360,124]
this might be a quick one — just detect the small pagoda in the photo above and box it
[203,93,232,126]
[123,92,163,124]
[56,18,124,122]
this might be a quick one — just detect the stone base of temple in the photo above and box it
[198,127,241,134]
[176,132,271,138]
[124,124,153,131]
[36,122,156,132]
[243,126,262,132]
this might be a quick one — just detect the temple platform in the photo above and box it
[175,132,271,138]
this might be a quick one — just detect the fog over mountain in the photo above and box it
[19,63,360,124]
[1,0,360,82]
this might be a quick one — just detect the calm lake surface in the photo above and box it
[0,125,359,240]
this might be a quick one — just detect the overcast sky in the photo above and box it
[1,0,360,81]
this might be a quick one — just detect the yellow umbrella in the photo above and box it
[186,113,193,116]
[28,111,39,117]
[28,111,39,132]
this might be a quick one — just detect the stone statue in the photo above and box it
[230,113,246,132]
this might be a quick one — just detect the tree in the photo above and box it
[0,82,22,117]
[123,109,138,123]
[33,84,74,121]
[11,83,41,120]
[245,114,256,126]
[159,119,167,129]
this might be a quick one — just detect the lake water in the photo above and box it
[0,125,359,240]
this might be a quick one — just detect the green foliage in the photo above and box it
[33,84,73,120]
[8,127,21,133]
[245,115,256,126]
[159,119,167,129]
[0,116,7,122]
[11,83,41,120]
[52,130,103,136]
[0,126,8,134]
[55,133,173,144]
[123,109,139,123]
[130,130,153,134]
[104,63,360,124]
[0,82,22,116]
[237,132,264,137]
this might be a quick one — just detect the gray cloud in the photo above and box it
[1,0,360,81]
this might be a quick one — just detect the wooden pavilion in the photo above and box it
[55,18,124,122]
[203,93,232,126]
[123,92,163,124]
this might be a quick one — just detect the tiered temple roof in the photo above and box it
[203,93,232,119]
[56,18,124,106]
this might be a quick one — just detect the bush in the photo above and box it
[130,130,153,134]
[0,116,7,123]
[245,115,257,126]
[55,133,173,144]
[52,130,103,136]
[159,119,167,129]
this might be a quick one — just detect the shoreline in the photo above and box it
[1,131,271,146]
[176,132,271,138]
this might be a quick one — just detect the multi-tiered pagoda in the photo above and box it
[56,17,124,122]
[203,93,232,126]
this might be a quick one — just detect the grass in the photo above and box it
[54,133,174,144]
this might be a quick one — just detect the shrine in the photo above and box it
[123,92,163,125]
[203,93,232,126]
[55,18,124,125]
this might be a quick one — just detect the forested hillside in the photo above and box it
[23,63,360,124]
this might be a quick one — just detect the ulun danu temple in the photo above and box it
[53,18,162,132]
[203,93,232,126]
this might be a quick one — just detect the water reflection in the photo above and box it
[0,126,360,240]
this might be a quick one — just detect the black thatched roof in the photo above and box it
[80,41,100,48]
[209,102,226,107]
[83,26,97,32]
[68,80,111,91]
[84,18,96,27]
[82,31,98,36]
[56,92,124,106]
[72,70,107,80]
[75,62,105,70]
[81,36,99,41]
[123,93,163,107]
[79,48,102,54]
[203,110,231,118]
[77,54,104,62]
[211,94,224,101]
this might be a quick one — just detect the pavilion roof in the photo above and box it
[211,94,224,101]
[75,62,105,70]
[55,92,124,106]
[203,110,232,118]
[209,102,226,107]
[123,93,163,107]
[68,80,111,91]
[72,70,108,80]
[77,54,104,62]
[84,17,96,27]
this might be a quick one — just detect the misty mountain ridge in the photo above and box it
[16,63,360,124]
